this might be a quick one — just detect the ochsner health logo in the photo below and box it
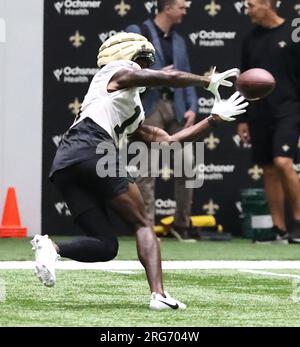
[53,66,98,83]
[189,30,236,47]
[54,0,102,16]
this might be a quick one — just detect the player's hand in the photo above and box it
[206,67,240,100]
[237,122,251,144]
[211,91,249,122]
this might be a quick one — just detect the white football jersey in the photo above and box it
[72,60,145,145]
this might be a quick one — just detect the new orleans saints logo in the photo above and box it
[295,4,300,14]
[278,40,287,48]
[115,0,131,17]
[204,0,221,17]
[204,133,220,151]
[282,144,290,152]
[68,98,82,116]
[203,199,219,215]
[69,30,86,48]
[248,165,263,181]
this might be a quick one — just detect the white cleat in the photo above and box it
[31,235,59,287]
[149,291,186,310]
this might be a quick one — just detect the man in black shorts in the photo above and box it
[237,0,300,243]
[31,32,247,310]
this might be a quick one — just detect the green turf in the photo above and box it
[0,269,300,327]
[0,237,300,261]
[1,237,300,326]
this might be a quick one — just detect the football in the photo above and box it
[235,68,276,101]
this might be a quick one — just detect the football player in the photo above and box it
[31,32,247,310]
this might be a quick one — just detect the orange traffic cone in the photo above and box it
[0,187,27,238]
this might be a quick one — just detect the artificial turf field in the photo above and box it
[1,237,300,327]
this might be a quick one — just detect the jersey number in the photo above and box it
[114,106,141,138]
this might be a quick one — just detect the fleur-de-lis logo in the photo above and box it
[248,165,263,181]
[278,40,287,48]
[295,4,300,14]
[115,0,131,17]
[203,199,219,215]
[204,133,220,150]
[204,0,221,17]
[282,144,290,152]
[68,98,82,116]
[69,30,86,48]
[159,165,173,181]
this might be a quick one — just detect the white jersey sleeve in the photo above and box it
[71,60,145,146]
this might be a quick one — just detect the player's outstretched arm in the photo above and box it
[107,67,239,94]
[134,92,248,145]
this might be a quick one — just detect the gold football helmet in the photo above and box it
[97,32,155,67]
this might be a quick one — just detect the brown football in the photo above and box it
[235,68,276,101]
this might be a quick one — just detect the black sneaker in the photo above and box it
[252,226,288,244]
[169,225,197,243]
[288,220,300,244]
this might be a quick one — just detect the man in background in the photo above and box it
[126,0,198,241]
[237,0,300,243]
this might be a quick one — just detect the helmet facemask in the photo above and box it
[132,48,155,68]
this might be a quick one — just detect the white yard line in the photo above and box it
[0,260,300,270]
[103,270,136,274]
[239,269,300,279]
